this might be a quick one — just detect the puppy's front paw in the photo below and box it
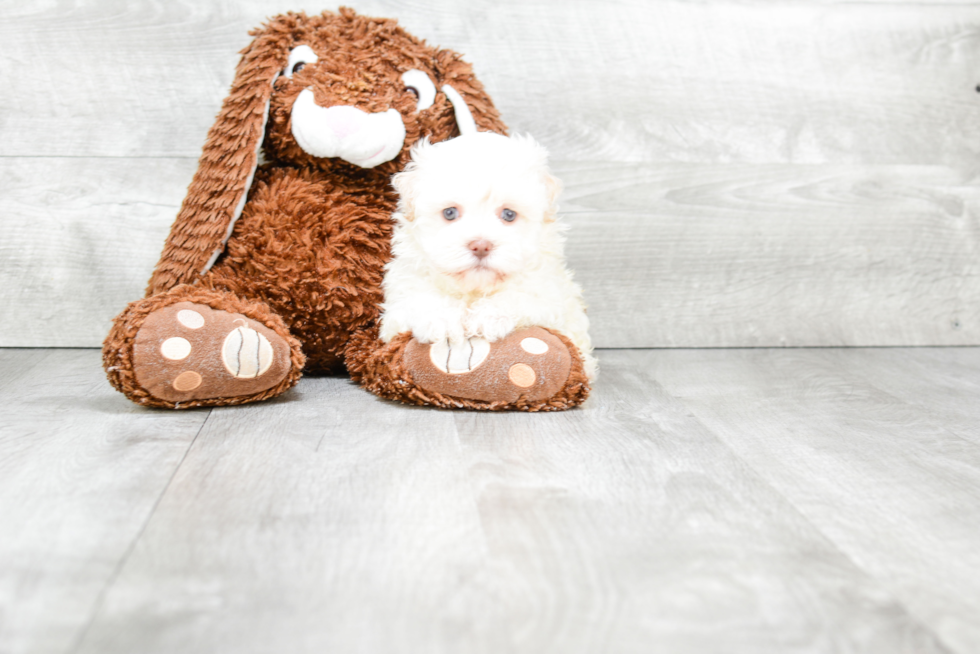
[464,305,518,342]
[411,307,467,345]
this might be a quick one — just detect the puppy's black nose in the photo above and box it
[468,239,494,259]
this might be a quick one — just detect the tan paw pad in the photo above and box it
[177,309,205,329]
[222,326,274,378]
[160,337,192,360]
[508,363,536,388]
[520,337,549,355]
[429,338,491,374]
[173,371,202,391]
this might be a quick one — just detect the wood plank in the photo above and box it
[0,1,977,164]
[449,366,951,653]
[0,349,208,654]
[454,2,980,167]
[3,157,976,348]
[3,1,977,348]
[644,347,980,654]
[0,348,52,390]
[830,347,980,445]
[72,355,949,653]
[0,157,190,347]
[559,162,980,348]
[72,376,491,654]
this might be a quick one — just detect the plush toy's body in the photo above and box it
[192,165,394,374]
[103,9,590,411]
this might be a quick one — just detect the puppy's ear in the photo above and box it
[391,138,434,221]
[391,169,418,221]
[542,172,563,223]
[145,15,296,296]
[516,134,561,223]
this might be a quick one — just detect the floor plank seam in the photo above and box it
[662,373,963,653]
[451,412,493,551]
[843,357,980,452]
[731,438,956,653]
[64,408,214,654]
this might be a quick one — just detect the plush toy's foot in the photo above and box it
[404,327,572,403]
[131,301,294,403]
[346,326,590,411]
[104,286,305,409]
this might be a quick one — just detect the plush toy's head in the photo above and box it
[148,7,508,293]
[227,8,506,176]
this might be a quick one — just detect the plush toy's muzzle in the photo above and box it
[287,67,478,168]
[291,94,406,167]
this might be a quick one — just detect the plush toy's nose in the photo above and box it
[320,106,364,139]
[468,239,494,259]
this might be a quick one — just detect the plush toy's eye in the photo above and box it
[443,207,459,221]
[400,69,437,111]
[500,208,517,222]
[285,45,318,79]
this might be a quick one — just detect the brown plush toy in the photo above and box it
[103,8,590,411]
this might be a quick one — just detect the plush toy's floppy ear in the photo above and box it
[145,23,291,296]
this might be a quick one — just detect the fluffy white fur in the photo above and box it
[380,132,597,381]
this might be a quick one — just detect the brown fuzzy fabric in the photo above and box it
[203,164,393,373]
[145,8,507,302]
[105,8,588,411]
[103,285,305,409]
[345,326,591,411]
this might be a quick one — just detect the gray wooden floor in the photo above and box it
[1,346,978,654]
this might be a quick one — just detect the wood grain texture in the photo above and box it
[2,0,979,348]
[2,158,977,348]
[645,347,980,654]
[3,347,979,653]
[449,377,949,653]
[71,349,953,654]
[1,0,978,164]
[0,158,187,347]
[831,347,980,444]
[559,162,980,347]
[0,349,208,654]
[73,375,490,654]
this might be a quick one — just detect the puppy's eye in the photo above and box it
[405,86,420,99]
[442,207,459,221]
[500,208,518,222]
[285,45,318,79]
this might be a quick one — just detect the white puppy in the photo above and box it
[379,132,597,381]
